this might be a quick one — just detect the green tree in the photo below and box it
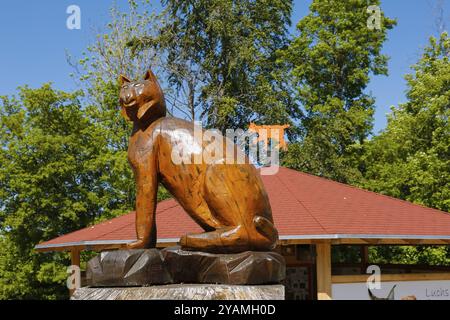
[369,245,449,266]
[131,0,299,130]
[361,33,450,266]
[281,0,396,183]
[0,2,171,299]
[361,32,450,213]
[0,85,122,299]
[69,1,159,153]
[71,0,171,206]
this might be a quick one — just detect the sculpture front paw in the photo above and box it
[126,240,147,249]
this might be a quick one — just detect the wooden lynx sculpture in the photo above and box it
[119,70,278,253]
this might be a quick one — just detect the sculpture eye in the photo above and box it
[134,83,143,87]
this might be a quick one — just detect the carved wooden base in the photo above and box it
[72,284,285,300]
[86,247,285,287]
[86,249,171,287]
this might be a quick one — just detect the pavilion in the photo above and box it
[35,167,450,300]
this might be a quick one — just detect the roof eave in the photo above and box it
[35,234,450,252]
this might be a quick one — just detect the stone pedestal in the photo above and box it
[72,284,285,300]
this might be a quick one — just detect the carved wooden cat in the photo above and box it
[120,70,278,253]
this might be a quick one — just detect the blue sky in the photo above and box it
[0,0,448,133]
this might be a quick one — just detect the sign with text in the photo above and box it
[332,280,450,300]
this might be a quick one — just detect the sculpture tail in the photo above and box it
[253,215,278,250]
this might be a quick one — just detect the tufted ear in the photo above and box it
[144,69,157,82]
[120,75,131,85]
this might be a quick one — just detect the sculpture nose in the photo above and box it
[121,93,132,104]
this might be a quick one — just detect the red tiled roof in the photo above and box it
[35,167,450,250]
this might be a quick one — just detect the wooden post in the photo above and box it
[69,249,81,297]
[360,245,369,274]
[316,242,332,300]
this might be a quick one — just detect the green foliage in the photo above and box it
[71,0,172,212]
[0,236,69,300]
[71,1,159,149]
[281,0,396,183]
[131,0,299,130]
[360,33,450,266]
[332,245,361,264]
[0,0,448,300]
[332,245,450,266]
[0,85,120,299]
[361,33,450,213]
[0,2,172,299]
[369,246,450,266]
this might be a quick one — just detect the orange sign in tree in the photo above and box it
[248,123,290,151]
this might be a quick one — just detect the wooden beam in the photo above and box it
[336,238,449,245]
[316,242,332,300]
[71,249,80,267]
[36,243,134,253]
[279,239,312,245]
[35,237,450,253]
[404,239,424,245]
[36,241,180,253]
[332,272,450,284]
[279,239,343,245]
[360,245,368,274]
[69,249,81,297]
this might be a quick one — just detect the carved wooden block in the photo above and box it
[161,246,286,285]
[86,249,172,287]
[86,247,285,287]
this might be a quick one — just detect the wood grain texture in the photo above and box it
[72,284,285,300]
[85,247,285,287]
[316,242,332,300]
[119,70,278,253]
[69,249,81,296]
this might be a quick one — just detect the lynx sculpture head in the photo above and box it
[119,70,166,125]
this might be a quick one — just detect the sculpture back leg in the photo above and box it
[180,165,277,253]
[181,199,223,232]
